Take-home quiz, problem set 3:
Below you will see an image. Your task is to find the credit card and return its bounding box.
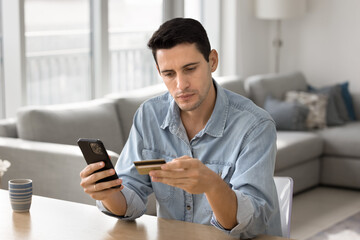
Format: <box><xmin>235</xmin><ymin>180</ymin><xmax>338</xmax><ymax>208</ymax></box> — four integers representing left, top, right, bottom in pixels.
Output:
<box><xmin>134</xmin><ymin>159</ymin><xmax>166</xmax><ymax>175</ymax></box>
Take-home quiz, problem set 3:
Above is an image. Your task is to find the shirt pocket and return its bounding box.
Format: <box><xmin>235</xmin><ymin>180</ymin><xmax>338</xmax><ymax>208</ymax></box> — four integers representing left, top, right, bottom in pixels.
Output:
<box><xmin>202</xmin><ymin>162</ymin><xmax>232</xmax><ymax>213</ymax></box>
<box><xmin>205</xmin><ymin>162</ymin><xmax>232</xmax><ymax>182</ymax></box>
<box><xmin>142</xmin><ymin>149</ymin><xmax>175</xmax><ymax>202</ymax></box>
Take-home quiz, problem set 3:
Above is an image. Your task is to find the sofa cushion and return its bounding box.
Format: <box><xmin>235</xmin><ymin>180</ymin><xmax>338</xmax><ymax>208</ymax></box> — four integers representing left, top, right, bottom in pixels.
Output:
<box><xmin>215</xmin><ymin>75</ymin><xmax>247</xmax><ymax>97</ymax></box>
<box><xmin>275</xmin><ymin>158</ymin><xmax>320</xmax><ymax>194</ymax></box>
<box><xmin>340</xmin><ymin>82</ymin><xmax>357</xmax><ymax>121</ymax></box>
<box><xmin>264</xmin><ymin>96</ymin><xmax>308</xmax><ymax>131</ymax></box>
<box><xmin>17</xmin><ymin>99</ymin><xmax>124</xmax><ymax>153</ymax></box>
<box><xmin>321</xmin><ymin>157</ymin><xmax>360</xmax><ymax>188</ymax></box>
<box><xmin>245</xmin><ymin>71</ymin><xmax>308</xmax><ymax>107</ymax></box>
<box><xmin>106</xmin><ymin>83</ymin><xmax>167</xmax><ymax>140</ymax></box>
<box><xmin>275</xmin><ymin>131</ymin><xmax>323</xmax><ymax>171</ymax></box>
<box><xmin>309</xmin><ymin>84</ymin><xmax>348</xmax><ymax>124</ymax></box>
<box><xmin>0</xmin><ymin>118</ymin><xmax>18</xmax><ymax>138</ymax></box>
<box><xmin>317</xmin><ymin>122</ymin><xmax>360</xmax><ymax>158</ymax></box>
<box><xmin>352</xmin><ymin>93</ymin><xmax>360</xmax><ymax>120</ymax></box>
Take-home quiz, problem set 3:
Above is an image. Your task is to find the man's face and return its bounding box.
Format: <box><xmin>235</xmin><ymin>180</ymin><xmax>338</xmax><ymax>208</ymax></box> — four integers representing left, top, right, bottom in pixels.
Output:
<box><xmin>156</xmin><ymin>43</ymin><xmax>218</xmax><ymax>112</ymax></box>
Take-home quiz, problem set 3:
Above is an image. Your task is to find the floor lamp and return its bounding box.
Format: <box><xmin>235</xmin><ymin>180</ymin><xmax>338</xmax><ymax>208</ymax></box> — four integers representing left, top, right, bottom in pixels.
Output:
<box><xmin>255</xmin><ymin>0</ymin><xmax>306</xmax><ymax>73</ymax></box>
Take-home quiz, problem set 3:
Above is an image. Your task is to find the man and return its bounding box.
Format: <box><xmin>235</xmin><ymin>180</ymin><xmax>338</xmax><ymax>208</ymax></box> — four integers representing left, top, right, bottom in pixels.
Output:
<box><xmin>80</xmin><ymin>18</ymin><xmax>281</xmax><ymax>239</ymax></box>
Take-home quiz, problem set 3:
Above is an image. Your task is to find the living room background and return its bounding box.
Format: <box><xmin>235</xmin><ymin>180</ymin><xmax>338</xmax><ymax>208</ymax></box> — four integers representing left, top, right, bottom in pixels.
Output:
<box><xmin>0</xmin><ymin>0</ymin><xmax>359</xmax><ymax>119</ymax></box>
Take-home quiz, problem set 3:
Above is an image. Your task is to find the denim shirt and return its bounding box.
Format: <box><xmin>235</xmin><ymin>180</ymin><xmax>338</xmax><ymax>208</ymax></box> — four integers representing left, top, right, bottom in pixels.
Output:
<box><xmin>97</xmin><ymin>81</ymin><xmax>282</xmax><ymax>239</ymax></box>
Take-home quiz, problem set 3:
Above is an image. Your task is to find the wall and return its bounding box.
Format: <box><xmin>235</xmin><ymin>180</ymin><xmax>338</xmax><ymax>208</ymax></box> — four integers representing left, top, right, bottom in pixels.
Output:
<box><xmin>236</xmin><ymin>0</ymin><xmax>271</xmax><ymax>78</ymax></box>
<box><xmin>280</xmin><ymin>0</ymin><xmax>360</xmax><ymax>93</ymax></box>
<box><xmin>216</xmin><ymin>0</ymin><xmax>270</xmax><ymax>78</ymax></box>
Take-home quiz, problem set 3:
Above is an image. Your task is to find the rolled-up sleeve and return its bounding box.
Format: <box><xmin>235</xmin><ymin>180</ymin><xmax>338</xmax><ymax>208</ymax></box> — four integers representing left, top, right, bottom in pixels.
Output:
<box><xmin>211</xmin><ymin>119</ymin><xmax>281</xmax><ymax>239</ymax></box>
<box><xmin>96</xmin><ymin>185</ymin><xmax>146</xmax><ymax>220</ymax></box>
<box><xmin>210</xmin><ymin>190</ymin><xmax>254</xmax><ymax>235</ymax></box>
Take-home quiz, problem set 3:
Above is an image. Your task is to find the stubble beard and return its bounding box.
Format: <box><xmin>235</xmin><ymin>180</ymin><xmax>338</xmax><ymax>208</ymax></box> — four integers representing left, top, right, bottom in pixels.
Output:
<box><xmin>176</xmin><ymin>81</ymin><xmax>211</xmax><ymax>112</ymax></box>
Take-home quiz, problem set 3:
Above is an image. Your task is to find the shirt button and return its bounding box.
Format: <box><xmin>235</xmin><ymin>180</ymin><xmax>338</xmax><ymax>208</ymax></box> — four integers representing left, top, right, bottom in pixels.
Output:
<box><xmin>186</xmin><ymin>205</ymin><xmax>191</xmax><ymax>211</ymax></box>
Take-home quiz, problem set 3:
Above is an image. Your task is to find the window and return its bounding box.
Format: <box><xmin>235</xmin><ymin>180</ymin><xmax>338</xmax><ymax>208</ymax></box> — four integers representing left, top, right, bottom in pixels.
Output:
<box><xmin>1</xmin><ymin>0</ymin><xmax>202</xmax><ymax>118</ymax></box>
<box><xmin>24</xmin><ymin>0</ymin><xmax>91</xmax><ymax>105</ymax></box>
<box><xmin>0</xmin><ymin>0</ymin><xmax>4</xmax><ymax>118</ymax></box>
<box><xmin>184</xmin><ymin>0</ymin><xmax>202</xmax><ymax>21</ymax></box>
<box><xmin>108</xmin><ymin>0</ymin><xmax>163</xmax><ymax>93</ymax></box>
<box><xmin>185</xmin><ymin>0</ymin><xmax>221</xmax><ymax>76</ymax></box>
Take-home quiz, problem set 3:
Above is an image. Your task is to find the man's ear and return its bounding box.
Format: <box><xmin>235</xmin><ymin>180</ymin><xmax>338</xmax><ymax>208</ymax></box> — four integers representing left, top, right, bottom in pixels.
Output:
<box><xmin>209</xmin><ymin>49</ymin><xmax>218</xmax><ymax>72</ymax></box>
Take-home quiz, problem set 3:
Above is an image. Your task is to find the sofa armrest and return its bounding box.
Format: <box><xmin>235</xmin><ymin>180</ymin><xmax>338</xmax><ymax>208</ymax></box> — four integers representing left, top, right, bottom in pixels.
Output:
<box><xmin>0</xmin><ymin>118</ymin><xmax>18</xmax><ymax>138</ymax></box>
<box><xmin>0</xmin><ymin>137</ymin><xmax>119</xmax><ymax>205</ymax></box>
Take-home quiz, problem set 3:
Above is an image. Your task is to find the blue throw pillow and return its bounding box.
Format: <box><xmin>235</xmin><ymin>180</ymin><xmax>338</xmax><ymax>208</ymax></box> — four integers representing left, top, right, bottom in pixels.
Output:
<box><xmin>264</xmin><ymin>96</ymin><xmax>309</xmax><ymax>131</ymax></box>
<box><xmin>340</xmin><ymin>82</ymin><xmax>356</xmax><ymax>121</ymax></box>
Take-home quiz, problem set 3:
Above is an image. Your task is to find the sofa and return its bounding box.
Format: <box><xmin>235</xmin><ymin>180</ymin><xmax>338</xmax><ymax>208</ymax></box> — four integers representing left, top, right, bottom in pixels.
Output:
<box><xmin>245</xmin><ymin>72</ymin><xmax>360</xmax><ymax>193</ymax></box>
<box><xmin>0</xmin><ymin>72</ymin><xmax>359</xmax><ymax>214</ymax></box>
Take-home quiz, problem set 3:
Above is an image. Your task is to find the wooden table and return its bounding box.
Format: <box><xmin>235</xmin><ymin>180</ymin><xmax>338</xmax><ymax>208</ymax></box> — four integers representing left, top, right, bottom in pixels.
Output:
<box><xmin>0</xmin><ymin>189</ymin><xmax>292</xmax><ymax>240</ymax></box>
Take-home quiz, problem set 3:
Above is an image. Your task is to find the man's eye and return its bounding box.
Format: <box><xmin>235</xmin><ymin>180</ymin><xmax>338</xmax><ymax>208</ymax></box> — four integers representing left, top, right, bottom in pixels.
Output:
<box><xmin>185</xmin><ymin>67</ymin><xmax>196</xmax><ymax>72</ymax></box>
<box><xmin>164</xmin><ymin>72</ymin><xmax>174</xmax><ymax>78</ymax></box>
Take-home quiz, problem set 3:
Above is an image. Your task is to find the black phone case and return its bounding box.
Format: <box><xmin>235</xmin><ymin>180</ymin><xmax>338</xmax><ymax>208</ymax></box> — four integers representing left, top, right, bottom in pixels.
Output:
<box><xmin>77</xmin><ymin>138</ymin><xmax>120</xmax><ymax>187</ymax></box>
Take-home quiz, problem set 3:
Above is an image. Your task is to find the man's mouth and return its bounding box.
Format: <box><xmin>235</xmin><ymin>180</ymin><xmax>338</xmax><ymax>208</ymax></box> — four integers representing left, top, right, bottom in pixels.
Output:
<box><xmin>177</xmin><ymin>93</ymin><xmax>195</xmax><ymax>101</ymax></box>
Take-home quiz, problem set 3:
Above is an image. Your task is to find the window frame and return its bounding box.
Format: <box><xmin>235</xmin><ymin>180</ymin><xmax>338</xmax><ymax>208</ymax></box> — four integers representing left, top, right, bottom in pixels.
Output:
<box><xmin>0</xmin><ymin>0</ymin><xmax>4</xmax><ymax>119</ymax></box>
<box><xmin>2</xmin><ymin>0</ymin><xmax>26</xmax><ymax>118</ymax></box>
<box><xmin>0</xmin><ymin>0</ymin><xmax>235</xmax><ymax>119</ymax></box>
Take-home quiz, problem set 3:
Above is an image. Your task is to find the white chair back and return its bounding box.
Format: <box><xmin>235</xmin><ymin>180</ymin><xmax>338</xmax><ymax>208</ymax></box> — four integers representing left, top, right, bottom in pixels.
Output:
<box><xmin>274</xmin><ymin>176</ymin><xmax>294</xmax><ymax>238</ymax></box>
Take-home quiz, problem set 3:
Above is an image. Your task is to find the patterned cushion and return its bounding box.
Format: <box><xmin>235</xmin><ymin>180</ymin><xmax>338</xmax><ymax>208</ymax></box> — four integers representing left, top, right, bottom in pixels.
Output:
<box><xmin>285</xmin><ymin>91</ymin><xmax>328</xmax><ymax>129</ymax></box>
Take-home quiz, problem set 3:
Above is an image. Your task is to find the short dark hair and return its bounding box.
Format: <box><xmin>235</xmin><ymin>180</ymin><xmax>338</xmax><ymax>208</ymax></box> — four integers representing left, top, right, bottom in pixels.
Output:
<box><xmin>147</xmin><ymin>18</ymin><xmax>211</xmax><ymax>64</ymax></box>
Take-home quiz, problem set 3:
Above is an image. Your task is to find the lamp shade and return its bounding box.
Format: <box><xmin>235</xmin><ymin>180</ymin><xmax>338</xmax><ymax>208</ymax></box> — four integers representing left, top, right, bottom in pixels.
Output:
<box><xmin>255</xmin><ymin>0</ymin><xmax>306</xmax><ymax>19</ymax></box>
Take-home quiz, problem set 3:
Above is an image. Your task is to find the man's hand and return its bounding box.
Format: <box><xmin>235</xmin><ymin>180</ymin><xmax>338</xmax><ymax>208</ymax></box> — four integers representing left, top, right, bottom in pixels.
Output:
<box><xmin>79</xmin><ymin>161</ymin><xmax>123</xmax><ymax>201</ymax></box>
<box><xmin>149</xmin><ymin>155</ymin><xmax>238</xmax><ymax>230</ymax></box>
<box><xmin>149</xmin><ymin>155</ymin><xmax>221</xmax><ymax>194</ymax></box>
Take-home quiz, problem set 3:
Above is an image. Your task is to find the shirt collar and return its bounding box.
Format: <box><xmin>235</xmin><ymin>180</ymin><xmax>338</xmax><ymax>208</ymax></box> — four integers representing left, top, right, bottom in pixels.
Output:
<box><xmin>160</xmin><ymin>96</ymin><xmax>182</xmax><ymax>135</ymax></box>
<box><xmin>161</xmin><ymin>80</ymin><xmax>229</xmax><ymax>138</ymax></box>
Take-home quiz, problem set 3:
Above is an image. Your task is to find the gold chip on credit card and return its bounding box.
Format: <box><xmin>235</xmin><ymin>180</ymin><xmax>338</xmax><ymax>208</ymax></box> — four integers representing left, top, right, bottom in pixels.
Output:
<box><xmin>134</xmin><ymin>159</ymin><xmax>166</xmax><ymax>175</ymax></box>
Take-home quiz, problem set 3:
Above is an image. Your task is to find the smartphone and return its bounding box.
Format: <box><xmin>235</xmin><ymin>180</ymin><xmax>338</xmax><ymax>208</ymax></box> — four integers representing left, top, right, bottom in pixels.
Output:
<box><xmin>77</xmin><ymin>138</ymin><xmax>121</xmax><ymax>188</ymax></box>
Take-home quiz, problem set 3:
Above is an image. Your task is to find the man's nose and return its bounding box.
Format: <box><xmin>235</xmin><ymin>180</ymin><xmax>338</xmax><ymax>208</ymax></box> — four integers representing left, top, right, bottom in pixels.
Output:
<box><xmin>176</xmin><ymin>73</ymin><xmax>190</xmax><ymax>91</ymax></box>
